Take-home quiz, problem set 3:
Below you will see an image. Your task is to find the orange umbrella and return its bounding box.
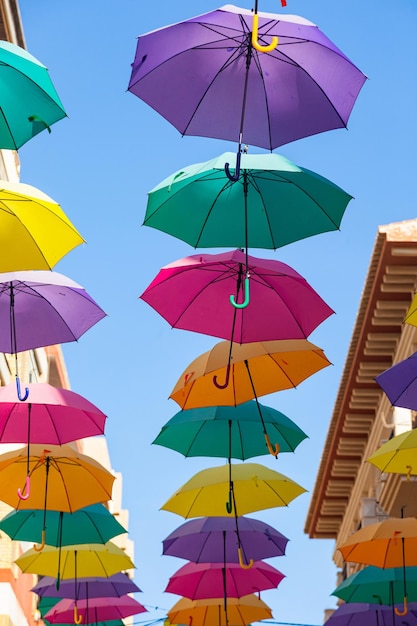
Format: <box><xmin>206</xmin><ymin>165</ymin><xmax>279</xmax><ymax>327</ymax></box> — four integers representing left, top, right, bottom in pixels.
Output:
<box><xmin>170</xmin><ymin>339</ymin><xmax>331</xmax><ymax>410</ymax></box>
<box><xmin>337</xmin><ymin>517</ymin><xmax>417</xmax><ymax>616</ymax></box>
<box><xmin>167</xmin><ymin>594</ymin><xmax>272</xmax><ymax>626</ymax></box>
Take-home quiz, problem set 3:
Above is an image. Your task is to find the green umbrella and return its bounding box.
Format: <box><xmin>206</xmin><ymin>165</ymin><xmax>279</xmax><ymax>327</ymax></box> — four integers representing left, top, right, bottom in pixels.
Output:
<box><xmin>152</xmin><ymin>401</ymin><xmax>308</xmax><ymax>460</ymax></box>
<box><xmin>144</xmin><ymin>151</ymin><xmax>352</xmax><ymax>249</ymax></box>
<box><xmin>0</xmin><ymin>40</ymin><xmax>66</xmax><ymax>150</ymax></box>
<box><xmin>0</xmin><ymin>503</ymin><xmax>126</xmax><ymax>550</ymax></box>
<box><xmin>332</xmin><ymin>565</ymin><xmax>417</xmax><ymax>606</ymax></box>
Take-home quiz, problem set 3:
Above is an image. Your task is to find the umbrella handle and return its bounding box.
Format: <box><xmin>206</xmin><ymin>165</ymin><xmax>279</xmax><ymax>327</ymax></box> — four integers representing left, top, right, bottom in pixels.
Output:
<box><xmin>189</xmin><ymin>617</ymin><xmax>193</xmax><ymax>626</ymax></box>
<box><xmin>74</xmin><ymin>606</ymin><xmax>83</xmax><ymax>624</ymax></box>
<box><xmin>17</xmin><ymin>476</ymin><xmax>30</xmax><ymax>500</ymax></box>
<box><xmin>238</xmin><ymin>547</ymin><xmax>254</xmax><ymax>569</ymax></box>
<box><xmin>28</xmin><ymin>115</ymin><xmax>51</xmax><ymax>134</ymax></box>
<box><xmin>213</xmin><ymin>363</ymin><xmax>231</xmax><ymax>389</ymax></box>
<box><xmin>33</xmin><ymin>529</ymin><xmax>45</xmax><ymax>552</ymax></box>
<box><xmin>265</xmin><ymin>433</ymin><xmax>280</xmax><ymax>458</ymax></box>
<box><xmin>226</xmin><ymin>490</ymin><xmax>233</xmax><ymax>514</ymax></box>
<box><xmin>394</xmin><ymin>597</ymin><xmax>408</xmax><ymax>616</ymax></box>
<box><xmin>251</xmin><ymin>13</ymin><xmax>278</xmax><ymax>53</ymax></box>
<box><xmin>224</xmin><ymin>151</ymin><xmax>241</xmax><ymax>182</ymax></box>
<box><xmin>406</xmin><ymin>465</ymin><xmax>412</xmax><ymax>481</ymax></box>
<box><xmin>230</xmin><ymin>276</ymin><xmax>250</xmax><ymax>309</ymax></box>
<box><xmin>16</xmin><ymin>376</ymin><xmax>29</xmax><ymax>402</ymax></box>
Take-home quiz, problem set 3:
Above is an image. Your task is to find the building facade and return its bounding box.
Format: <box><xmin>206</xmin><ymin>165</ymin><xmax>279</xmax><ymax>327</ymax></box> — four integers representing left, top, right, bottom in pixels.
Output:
<box><xmin>305</xmin><ymin>219</ymin><xmax>417</xmax><ymax>603</ymax></box>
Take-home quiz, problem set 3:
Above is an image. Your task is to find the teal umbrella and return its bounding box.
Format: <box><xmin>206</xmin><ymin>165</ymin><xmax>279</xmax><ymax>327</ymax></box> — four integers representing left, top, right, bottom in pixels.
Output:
<box><xmin>144</xmin><ymin>151</ymin><xmax>352</xmax><ymax>250</ymax></box>
<box><xmin>153</xmin><ymin>401</ymin><xmax>308</xmax><ymax>460</ymax></box>
<box><xmin>332</xmin><ymin>565</ymin><xmax>417</xmax><ymax>606</ymax></box>
<box><xmin>0</xmin><ymin>503</ymin><xmax>126</xmax><ymax>550</ymax></box>
<box><xmin>0</xmin><ymin>40</ymin><xmax>66</xmax><ymax>150</ymax></box>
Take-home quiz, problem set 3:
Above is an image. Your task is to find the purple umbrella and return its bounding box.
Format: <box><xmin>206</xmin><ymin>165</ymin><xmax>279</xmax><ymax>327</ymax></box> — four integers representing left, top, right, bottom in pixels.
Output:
<box><xmin>128</xmin><ymin>4</ymin><xmax>366</xmax><ymax>178</ymax></box>
<box><xmin>162</xmin><ymin>516</ymin><xmax>289</xmax><ymax>567</ymax></box>
<box><xmin>375</xmin><ymin>352</ymin><xmax>417</xmax><ymax>410</ymax></box>
<box><xmin>0</xmin><ymin>270</ymin><xmax>106</xmax><ymax>400</ymax></box>
<box><xmin>325</xmin><ymin>602</ymin><xmax>417</xmax><ymax>626</ymax></box>
<box><xmin>31</xmin><ymin>573</ymin><xmax>141</xmax><ymax>599</ymax></box>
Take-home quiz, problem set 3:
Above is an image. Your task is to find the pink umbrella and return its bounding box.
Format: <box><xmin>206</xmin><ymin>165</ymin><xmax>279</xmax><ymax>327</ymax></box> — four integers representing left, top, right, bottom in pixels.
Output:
<box><xmin>44</xmin><ymin>595</ymin><xmax>147</xmax><ymax>624</ymax></box>
<box><xmin>0</xmin><ymin>382</ymin><xmax>106</xmax><ymax>446</ymax></box>
<box><xmin>140</xmin><ymin>249</ymin><xmax>333</xmax><ymax>343</ymax></box>
<box><xmin>0</xmin><ymin>382</ymin><xmax>107</xmax><ymax>506</ymax></box>
<box><xmin>165</xmin><ymin>560</ymin><xmax>285</xmax><ymax>600</ymax></box>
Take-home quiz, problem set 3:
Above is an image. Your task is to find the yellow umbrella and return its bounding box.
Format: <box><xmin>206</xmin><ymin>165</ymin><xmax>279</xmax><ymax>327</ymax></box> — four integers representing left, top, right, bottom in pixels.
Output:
<box><xmin>161</xmin><ymin>462</ymin><xmax>306</xmax><ymax>518</ymax></box>
<box><xmin>0</xmin><ymin>180</ymin><xmax>84</xmax><ymax>271</ymax></box>
<box><xmin>0</xmin><ymin>443</ymin><xmax>114</xmax><ymax>512</ymax></box>
<box><xmin>169</xmin><ymin>339</ymin><xmax>331</xmax><ymax>409</ymax></box>
<box><xmin>367</xmin><ymin>429</ymin><xmax>417</xmax><ymax>478</ymax></box>
<box><xmin>167</xmin><ymin>594</ymin><xmax>272</xmax><ymax>626</ymax></box>
<box><xmin>337</xmin><ymin>517</ymin><xmax>417</xmax><ymax>617</ymax></box>
<box><xmin>15</xmin><ymin>540</ymin><xmax>135</xmax><ymax>579</ymax></box>
<box><xmin>404</xmin><ymin>293</ymin><xmax>417</xmax><ymax>328</ymax></box>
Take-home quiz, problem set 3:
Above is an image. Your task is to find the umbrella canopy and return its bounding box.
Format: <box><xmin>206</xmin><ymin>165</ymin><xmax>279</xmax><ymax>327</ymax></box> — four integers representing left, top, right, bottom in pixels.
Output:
<box><xmin>0</xmin><ymin>504</ymin><xmax>126</xmax><ymax>547</ymax></box>
<box><xmin>0</xmin><ymin>271</ymin><xmax>106</xmax><ymax>354</ymax></box>
<box><xmin>0</xmin><ymin>40</ymin><xmax>66</xmax><ymax>150</ymax></box>
<box><xmin>375</xmin><ymin>352</ymin><xmax>417</xmax><ymax>410</ymax></box>
<box><xmin>165</xmin><ymin>560</ymin><xmax>284</xmax><ymax>599</ymax></box>
<box><xmin>140</xmin><ymin>250</ymin><xmax>333</xmax><ymax>343</ymax></box>
<box><xmin>332</xmin><ymin>565</ymin><xmax>417</xmax><ymax>605</ymax></box>
<box><xmin>32</xmin><ymin>572</ymin><xmax>141</xmax><ymax>599</ymax></box>
<box><xmin>170</xmin><ymin>339</ymin><xmax>331</xmax><ymax>409</ymax></box>
<box><xmin>15</xmin><ymin>541</ymin><xmax>135</xmax><ymax>579</ymax></box>
<box><xmin>44</xmin><ymin>596</ymin><xmax>147</xmax><ymax>624</ymax></box>
<box><xmin>162</xmin><ymin>516</ymin><xmax>289</xmax><ymax>564</ymax></box>
<box><xmin>128</xmin><ymin>5</ymin><xmax>366</xmax><ymax>150</ymax></box>
<box><xmin>0</xmin><ymin>443</ymin><xmax>114</xmax><ymax>511</ymax></box>
<box><xmin>167</xmin><ymin>593</ymin><xmax>272</xmax><ymax>626</ymax></box>
<box><xmin>367</xmin><ymin>429</ymin><xmax>417</xmax><ymax>477</ymax></box>
<box><xmin>0</xmin><ymin>382</ymin><xmax>107</xmax><ymax>445</ymax></box>
<box><xmin>161</xmin><ymin>462</ymin><xmax>306</xmax><ymax>518</ymax></box>
<box><xmin>324</xmin><ymin>602</ymin><xmax>417</xmax><ymax>626</ymax></box>
<box><xmin>403</xmin><ymin>293</ymin><xmax>417</xmax><ymax>328</ymax></box>
<box><xmin>153</xmin><ymin>401</ymin><xmax>308</xmax><ymax>460</ymax></box>
<box><xmin>337</xmin><ymin>518</ymin><xmax>417</xmax><ymax>567</ymax></box>
<box><xmin>144</xmin><ymin>152</ymin><xmax>353</xmax><ymax>249</ymax></box>
<box><xmin>0</xmin><ymin>181</ymin><xmax>84</xmax><ymax>272</ymax></box>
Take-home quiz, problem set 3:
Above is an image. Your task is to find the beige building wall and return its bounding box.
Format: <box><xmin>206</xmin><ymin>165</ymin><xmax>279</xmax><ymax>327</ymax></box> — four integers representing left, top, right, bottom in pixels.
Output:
<box><xmin>306</xmin><ymin>219</ymin><xmax>417</xmax><ymax>614</ymax></box>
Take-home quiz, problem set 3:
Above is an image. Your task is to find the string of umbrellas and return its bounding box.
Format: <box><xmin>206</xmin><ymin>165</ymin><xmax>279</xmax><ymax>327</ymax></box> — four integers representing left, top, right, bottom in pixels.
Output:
<box><xmin>322</xmin><ymin>301</ymin><xmax>417</xmax><ymax>626</ymax></box>
<box><xmin>0</xmin><ymin>40</ymin><xmax>146</xmax><ymax>625</ymax></box>
<box><xmin>127</xmin><ymin>2</ymin><xmax>367</xmax><ymax>626</ymax></box>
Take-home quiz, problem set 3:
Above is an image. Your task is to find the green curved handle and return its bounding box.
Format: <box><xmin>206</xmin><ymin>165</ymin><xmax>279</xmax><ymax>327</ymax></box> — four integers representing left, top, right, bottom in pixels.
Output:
<box><xmin>226</xmin><ymin>490</ymin><xmax>233</xmax><ymax>514</ymax></box>
<box><xmin>230</xmin><ymin>277</ymin><xmax>250</xmax><ymax>309</ymax></box>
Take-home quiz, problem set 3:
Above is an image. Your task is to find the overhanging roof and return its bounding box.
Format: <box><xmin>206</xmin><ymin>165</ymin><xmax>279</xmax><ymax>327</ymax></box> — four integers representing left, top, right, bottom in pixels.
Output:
<box><xmin>305</xmin><ymin>219</ymin><xmax>417</xmax><ymax>539</ymax></box>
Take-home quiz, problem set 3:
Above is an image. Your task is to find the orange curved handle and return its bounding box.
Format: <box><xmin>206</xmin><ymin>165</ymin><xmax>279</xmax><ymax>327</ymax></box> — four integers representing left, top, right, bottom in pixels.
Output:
<box><xmin>406</xmin><ymin>465</ymin><xmax>412</xmax><ymax>481</ymax></box>
<box><xmin>265</xmin><ymin>434</ymin><xmax>280</xmax><ymax>458</ymax></box>
<box><xmin>17</xmin><ymin>476</ymin><xmax>30</xmax><ymax>500</ymax></box>
<box><xmin>238</xmin><ymin>547</ymin><xmax>254</xmax><ymax>570</ymax></box>
<box><xmin>74</xmin><ymin>605</ymin><xmax>83</xmax><ymax>624</ymax></box>
<box><xmin>33</xmin><ymin>529</ymin><xmax>45</xmax><ymax>552</ymax></box>
<box><xmin>251</xmin><ymin>13</ymin><xmax>278</xmax><ymax>53</ymax></box>
<box><xmin>394</xmin><ymin>596</ymin><xmax>408</xmax><ymax>616</ymax></box>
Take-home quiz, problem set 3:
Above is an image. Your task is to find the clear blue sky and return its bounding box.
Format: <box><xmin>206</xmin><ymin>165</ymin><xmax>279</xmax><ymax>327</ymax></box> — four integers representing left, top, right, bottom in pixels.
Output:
<box><xmin>16</xmin><ymin>1</ymin><xmax>417</xmax><ymax>625</ymax></box>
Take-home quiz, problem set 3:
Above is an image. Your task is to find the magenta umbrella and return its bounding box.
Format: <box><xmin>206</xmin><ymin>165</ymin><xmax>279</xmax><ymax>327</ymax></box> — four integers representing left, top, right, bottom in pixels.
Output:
<box><xmin>0</xmin><ymin>382</ymin><xmax>106</xmax><ymax>446</ymax></box>
<box><xmin>0</xmin><ymin>382</ymin><xmax>107</xmax><ymax>510</ymax></box>
<box><xmin>165</xmin><ymin>560</ymin><xmax>285</xmax><ymax>600</ymax></box>
<box><xmin>140</xmin><ymin>249</ymin><xmax>333</xmax><ymax>343</ymax></box>
<box><xmin>44</xmin><ymin>596</ymin><xmax>147</xmax><ymax>624</ymax></box>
